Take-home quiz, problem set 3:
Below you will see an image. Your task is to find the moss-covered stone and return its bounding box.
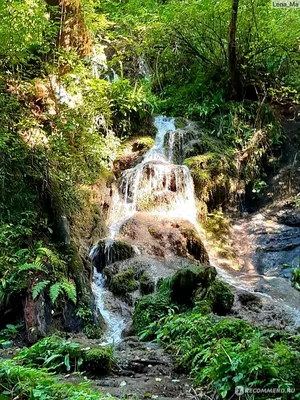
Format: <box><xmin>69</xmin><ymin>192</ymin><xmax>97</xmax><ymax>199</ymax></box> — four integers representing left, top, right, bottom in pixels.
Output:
<box><xmin>180</xmin><ymin>228</ymin><xmax>209</xmax><ymax>264</ymax></box>
<box><xmin>132</xmin><ymin>136</ymin><xmax>155</xmax><ymax>152</ymax></box>
<box><xmin>207</xmin><ymin>280</ymin><xmax>234</xmax><ymax>315</ymax></box>
<box><xmin>83</xmin><ymin>325</ymin><xmax>103</xmax><ymax>339</ymax></box>
<box><xmin>83</xmin><ymin>347</ymin><xmax>113</xmax><ymax>375</ymax></box>
<box><xmin>133</xmin><ymin>280</ymin><xmax>172</xmax><ymax>335</ymax></box>
<box><xmin>174</xmin><ymin>117</ymin><xmax>188</xmax><ymax>129</ymax></box>
<box><xmin>91</xmin><ymin>239</ymin><xmax>135</xmax><ymax>272</ymax></box>
<box><xmin>109</xmin><ymin>268</ymin><xmax>138</xmax><ymax>296</ymax></box>
<box><xmin>292</xmin><ymin>268</ymin><xmax>300</xmax><ymax>291</ymax></box>
<box><xmin>139</xmin><ymin>274</ymin><xmax>154</xmax><ymax>295</ymax></box>
<box><xmin>170</xmin><ymin>265</ymin><xmax>216</xmax><ymax>306</ymax></box>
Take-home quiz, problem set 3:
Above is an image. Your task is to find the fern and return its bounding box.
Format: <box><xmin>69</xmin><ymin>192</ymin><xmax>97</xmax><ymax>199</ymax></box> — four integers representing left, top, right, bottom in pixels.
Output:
<box><xmin>62</xmin><ymin>281</ymin><xmax>77</xmax><ymax>305</ymax></box>
<box><xmin>17</xmin><ymin>261</ymin><xmax>45</xmax><ymax>273</ymax></box>
<box><xmin>49</xmin><ymin>282</ymin><xmax>63</xmax><ymax>304</ymax></box>
<box><xmin>32</xmin><ymin>281</ymin><xmax>50</xmax><ymax>300</ymax></box>
<box><xmin>36</xmin><ymin>247</ymin><xmax>60</xmax><ymax>265</ymax></box>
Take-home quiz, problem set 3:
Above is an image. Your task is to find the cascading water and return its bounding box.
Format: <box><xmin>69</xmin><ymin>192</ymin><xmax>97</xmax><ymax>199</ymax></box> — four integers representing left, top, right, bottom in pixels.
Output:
<box><xmin>91</xmin><ymin>115</ymin><xmax>198</xmax><ymax>344</ymax></box>
<box><xmin>108</xmin><ymin>116</ymin><xmax>197</xmax><ymax>231</ymax></box>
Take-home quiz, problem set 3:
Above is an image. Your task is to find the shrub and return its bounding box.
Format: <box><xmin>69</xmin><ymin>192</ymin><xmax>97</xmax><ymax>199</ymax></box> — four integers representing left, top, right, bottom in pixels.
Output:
<box><xmin>139</xmin><ymin>310</ymin><xmax>300</xmax><ymax>398</ymax></box>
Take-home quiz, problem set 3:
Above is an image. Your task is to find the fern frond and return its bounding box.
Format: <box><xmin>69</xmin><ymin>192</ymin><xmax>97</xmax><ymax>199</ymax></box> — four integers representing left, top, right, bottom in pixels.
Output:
<box><xmin>49</xmin><ymin>282</ymin><xmax>62</xmax><ymax>304</ymax></box>
<box><xmin>32</xmin><ymin>280</ymin><xmax>50</xmax><ymax>300</ymax></box>
<box><xmin>14</xmin><ymin>248</ymin><xmax>30</xmax><ymax>257</ymax></box>
<box><xmin>62</xmin><ymin>281</ymin><xmax>77</xmax><ymax>305</ymax></box>
<box><xmin>36</xmin><ymin>247</ymin><xmax>60</xmax><ymax>264</ymax></box>
<box><xmin>18</xmin><ymin>261</ymin><xmax>45</xmax><ymax>273</ymax></box>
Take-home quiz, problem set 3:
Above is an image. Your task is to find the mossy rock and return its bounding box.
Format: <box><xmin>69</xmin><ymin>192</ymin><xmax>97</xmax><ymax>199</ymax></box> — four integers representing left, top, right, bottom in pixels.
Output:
<box><xmin>91</xmin><ymin>239</ymin><xmax>135</xmax><ymax>272</ymax></box>
<box><xmin>174</xmin><ymin>117</ymin><xmax>188</xmax><ymax>129</ymax></box>
<box><xmin>180</xmin><ymin>228</ymin><xmax>209</xmax><ymax>265</ymax></box>
<box><xmin>16</xmin><ymin>336</ymin><xmax>113</xmax><ymax>376</ymax></box>
<box><xmin>83</xmin><ymin>347</ymin><xmax>113</xmax><ymax>375</ymax></box>
<box><xmin>139</xmin><ymin>274</ymin><xmax>154</xmax><ymax>295</ymax></box>
<box><xmin>132</xmin><ymin>136</ymin><xmax>155</xmax><ymax>152</ymax></box>
<box><xmin>170</xmin><ymin>265</ymin><xmax>216</xmax><ymax>306</ymax></box>
<box><xmin>109</xmin><ymin>268</ymin><xmax>138</xmax><ymax>296</ymax></box>
<box><xmin>133</xmin><ymin>280</ymin><xmax>172</xmax><ymax>335</ymax></box>
<box><xmin>83</xmin><ymin>325</ymin><xmax>103</xmax><ymax>339</ymax></box>
<box><xmin>206</xmin><ymin>280</ymin><xmax>234</xmax><ymax>315</ymax></box>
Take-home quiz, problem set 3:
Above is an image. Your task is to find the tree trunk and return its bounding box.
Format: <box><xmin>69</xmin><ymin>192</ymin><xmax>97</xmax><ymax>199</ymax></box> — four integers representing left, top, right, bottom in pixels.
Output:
<box><xmin>44</xmin><ymin>0</ymin><xmax>92</xmax><ymax>58</ymax></box>
<box><xmin>228</xmin><ymin>0</ymin><xmax>242</xmax><ymax>99</ymax></box>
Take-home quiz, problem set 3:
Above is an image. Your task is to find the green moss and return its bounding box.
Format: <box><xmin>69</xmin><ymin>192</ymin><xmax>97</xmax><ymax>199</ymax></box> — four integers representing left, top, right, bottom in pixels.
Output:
<box><xmin>139</xmin><ymin>273</ymin><xmax>154</xmax><ymax>295</ymax></box>
<box><xmin>207</xmin><ymin>280</ymin><xmax>234</xmax><ymax>315</ymax></box>
<box><xmin>174</xmin><ymin>117</ymin><xmax>187</xmax><ymax>129</ymax></box>
<box><xmin>83</xmin><ymin>347</ymin><xmax>113</xmax><ymax>375</ymax></box>
<box><xmin>109</xmin><ymin>268</ymin><xmax>138</xmax><ymax>296</ymax></box>
<box><xmin>170</xmin><ymin>265</ymin><xmax>216</xmax><ymax>305</ymax></box>
<box><xmin>193</xmin><ymin>299</ymin><xmax>212</xmax><ymax>315</ymax></box>
<box><xmin>133</xmin><ymin>280</ymin><xmax>172</xmax><ymax>335</ymax></box>
<box><xmin>83</xmin><ymin>325</ymin><xmax>103</xmax><ymax>339</ymax></box>
<box><xmin>133</xmin><ymin>136</ymin><xmax>155</xmax><ymax>151</ymax></box>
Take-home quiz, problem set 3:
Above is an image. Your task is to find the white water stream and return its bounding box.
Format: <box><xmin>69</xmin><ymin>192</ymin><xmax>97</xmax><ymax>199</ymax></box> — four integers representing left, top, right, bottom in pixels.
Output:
<box><xmin>91</xmin><ymin>115</ymin><xmax>198</xmax><ymax>344</ymax></box>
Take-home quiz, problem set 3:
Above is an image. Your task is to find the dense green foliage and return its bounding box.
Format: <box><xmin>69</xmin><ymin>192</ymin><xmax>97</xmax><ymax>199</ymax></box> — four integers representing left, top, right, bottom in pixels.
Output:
<box><xmin>0</xmin><ymin>362</ymin><xmax>115</xmax><ymax>399</ymax></box>
<box><xmin>16</xmin><ymin>335</ymin><xmax>113</xmax><ymax>374</ymax></box>
<box><xmin>0</xmin><ymin>0</ymin><xmax>299</xmax><ymax>397</ymax></box>
<box><xmin>138</xmin><ymin>304</ymin><xmax>300</xmax><ymax>398</ymax></box>
<box><xmin>0</xmin><ymin>335</ymin><xmax>115</xmax><ymax>399</ymax></box>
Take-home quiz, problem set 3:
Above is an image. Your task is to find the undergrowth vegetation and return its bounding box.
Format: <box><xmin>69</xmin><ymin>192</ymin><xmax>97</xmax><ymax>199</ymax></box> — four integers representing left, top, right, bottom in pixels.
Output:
<box><xmin>134</xmin><ymin>279</ymin><xmax>300</xmax><ymax>399</ymax></box>
<box><xmin>0</xmin><ymin>335</ymin><xmax>115</xmax><ymax>399</ymax></box>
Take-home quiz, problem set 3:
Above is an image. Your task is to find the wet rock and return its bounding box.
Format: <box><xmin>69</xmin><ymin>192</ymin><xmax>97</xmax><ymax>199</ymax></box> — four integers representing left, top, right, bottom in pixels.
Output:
<box><xmin>170</xmin><ymin>265</ymin><xmax>217</xmax><ymax>306</ymax></box>
<box><xmin>118</xmin><ymin>214</ymin><xmax>209</xmax><ymax>264</ymax></box>
<box><xmin>277</xmin><ymin>210</ymin><xmax>300</xmax><ymax>227</ymax></box>
<box><xmin>91</xmin><ymin>239</ymin><xmax>135</xmax><ymax>272</ymax></box>
<box><xmin>113</xmin><ymin>136</ymin><xmax>155</xmax><ymax>175</ymax></box>
<box><xmin>237</xmin><ymin>290</ymin><xmax>262</xmax><ymax>307</ymax></box>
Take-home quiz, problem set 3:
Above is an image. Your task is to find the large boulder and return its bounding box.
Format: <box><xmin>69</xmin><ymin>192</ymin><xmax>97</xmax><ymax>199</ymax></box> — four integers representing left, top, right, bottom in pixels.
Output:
<box><xmin>170</xmin><ymin>265</ymin><xmax>217</xmax><ymax>305</ymax></box>
<box><xmin>118</xmin><ymin>213</ymin><xmax>209</xmax><ymax>263</ymax></box>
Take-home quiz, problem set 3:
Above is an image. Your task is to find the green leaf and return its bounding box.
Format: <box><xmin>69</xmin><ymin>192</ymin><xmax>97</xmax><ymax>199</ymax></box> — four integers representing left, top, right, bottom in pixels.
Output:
<box><xmin>64</xmin><ymin>354</ymin><xmax>70</xmax><ymax>371</ymax></box>
<box><xmin>44</xmin><ymin>353</ymin><xmax>62</xmax><ymax>365</ymax></box>
<box><xmin>62</xmin><ymin>281</ymin><xmax>77</xmax><ymax>305</ymax></box>
<box><xmin>49</xmin><ymin>283</ymin><xmax>62</xmax><ymax>304</ymax></box>
<box><xmin>32</xmin><ymin>281</ymin><xmax>50</xmax><ymax>300</ymax></box>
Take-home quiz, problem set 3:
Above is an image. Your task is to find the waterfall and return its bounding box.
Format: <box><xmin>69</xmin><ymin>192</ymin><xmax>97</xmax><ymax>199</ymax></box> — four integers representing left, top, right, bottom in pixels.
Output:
<box><xmin>92</xmin><ymin>268</ymin><xmax>126</xmax><ymax>345</ymax></box>
<box><xmin>91</xmin><ymin>115</ymin><xmax>198</xmax><ymax>344</ymax></box>
<box><xmin>108</xmin><ymin>115</ymin><xmax>197</xmax><ymax>231</ymax></box>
